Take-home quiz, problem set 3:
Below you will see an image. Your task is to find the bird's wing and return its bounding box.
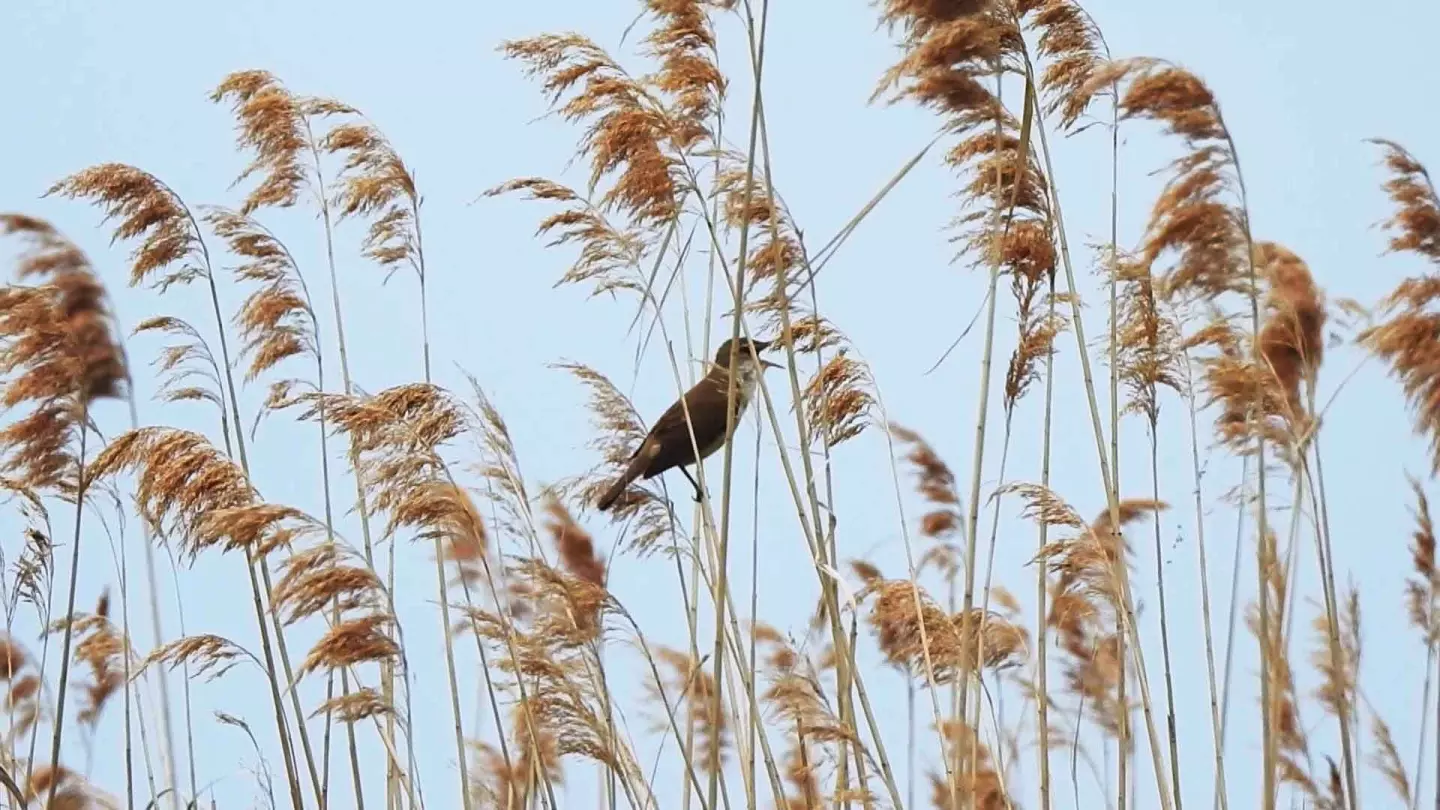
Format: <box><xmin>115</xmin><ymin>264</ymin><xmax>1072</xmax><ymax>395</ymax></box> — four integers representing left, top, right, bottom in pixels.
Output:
<box><xmin>639</xmin><ymin>376</ymin><xmax>731</xmax><ymax>478</ymax></box>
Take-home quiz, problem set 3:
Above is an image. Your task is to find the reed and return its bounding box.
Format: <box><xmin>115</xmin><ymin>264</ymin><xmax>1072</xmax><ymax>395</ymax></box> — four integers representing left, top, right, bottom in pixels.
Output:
<box><xmin>1</xmin><ymin>1</ymin><xmax>1434</xmax><ymax>809</ymax></box>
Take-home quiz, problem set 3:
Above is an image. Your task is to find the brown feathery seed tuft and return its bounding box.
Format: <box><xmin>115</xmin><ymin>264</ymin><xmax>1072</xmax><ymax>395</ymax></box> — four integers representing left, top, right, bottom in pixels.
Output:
<box><xmin>801</xmin><ymin>352</ymin><xmax>874</xmax><ymax>446</ymax></box>
<box><xmin>1108</xmin><ymin>250</ymin><xmax>1182</xmax><ymax>423</ymax></box>
<box><xmin>542</xmin><ymin>495</ymin><xmax>606</xmax><ymax>587</ymax></box>
<box><xmin>204</xmin><ymin>207</ymin><xmax>318</xmax><ymax>383</ymax></box>
<box><xmin>640</xmin><ymin>0</ymin><xmax>731</xmax><ymax>151</ymax></box>
<box><xmin>311</xmin><ymin>687</ymin><xmax>394</xmax><ymax>724</ymax></box>
<box><xmin>139</xmin><ymin>634</ymin><xmax>249</xmax><ymax>682</ymax></box>
<box><xmin>299</xmin><ymin>613</ymin><xmax>399</xmax><ymax>676</ymax></box>
<box><xmin>0</xmin><ymin>217</ymin><xmax>127</xmax><ymax>495</ymax></box>
<box><xmin>87</xmin><ymin>428</ymin><xmax>268</xmax><ymax>560</ymax></box>
<box><xmin>1022</xmin><ymin>0</ymin><xmax>1111</xmax><ymax>129</ymax></box>
<box><xmin>1073</xmin><ymin>60</ymin><xmax>1253</xmax><ymax>303</ymax></box>
<box><xmin>0</xmin><ymin>216</ymin><xmax>127</xmax><ymax>401</ymax></box>
<box><xmin>1187</xmin><ymin>316</ymin><xmax>1295</xmax><ymax>454</ymax></box>
<box><xmin>131</xmin><ymin>315</ymin><xmax>228</xmax><ymax>416</ymax></box>
<box><xmin>501</xmin><ymin>33</ymin><xmax>680</xmax><ymax>227</ymax></box>
<box><xmin>866</xmin><ymin>579</ymin><xmax>1027</xmax><ymax>680</ymax></box>
<box><xmin>1368</xmin><ymin>139</ymin><xmax>1440</xmax><ymax>263</ymax></box>
<box><xmin>1370</xmin><ymin>712</ymin><xmax>1413</xmax><ymax>805</ymax></box>
<box><xmin>210</xmin><ymin>70</ymin><xmax>340</xmax><ymax>214</ymax></box>
<box><xmin>1405</xmin><ymin>475</ymin><xmax>1438</xmax><ymax>643</ymax></box>
<box><xmin>1256</xmin><ymin>242</ymin><xmax>1326</xmax><ymax>424</ymax></box>
<box><xmin>46</xmin><ymin>164</ymin><xmax>207</xmax><ymax>291</ymax></box>
<box><xmin>1360</xmin><ymin>143</ymin><xmax>1440</xmax><ymax>471</ymax></box>
<box><xmin>322</xmin><ymin>114</ymin><xmax>427</xmax><ymax>281</ymax></box>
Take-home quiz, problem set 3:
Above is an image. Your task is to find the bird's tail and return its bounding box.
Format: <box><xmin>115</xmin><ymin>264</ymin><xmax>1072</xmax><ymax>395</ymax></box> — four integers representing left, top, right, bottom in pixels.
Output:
<box><xmin>596</xmin><ymin>456</ymin><xmax>645</xmax><ymax>511</ymax></box>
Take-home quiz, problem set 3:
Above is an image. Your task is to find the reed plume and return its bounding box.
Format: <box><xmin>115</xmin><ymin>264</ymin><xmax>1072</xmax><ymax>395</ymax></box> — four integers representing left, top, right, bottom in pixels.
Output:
<box><xmin>1360</xmin><ymin>141</ymin><xmax>1440</xmax><ymax>471</ymax></box>
<box><xmin>0</xmin><ymin>216</ymin><xmax>127</xmax><ymax>490</ymax></box>
<box><xmin>1255</xmin><ymin>243</ymin><xmax>1326</xmax><ymax>429</ymax></box>
<box><xmin>210</xmin><ymin>70</ymin><xmax>353</xmax><ymax>214</ymax></box>
<box><xmin>203</xmin><ymin>208</ymin><xmax>317</xmax><ymax>387</ymax></box>
<box><xmin>500</xmin><ymin>34</ymin><xmax>679</xmax><ymax>228</ymax></box>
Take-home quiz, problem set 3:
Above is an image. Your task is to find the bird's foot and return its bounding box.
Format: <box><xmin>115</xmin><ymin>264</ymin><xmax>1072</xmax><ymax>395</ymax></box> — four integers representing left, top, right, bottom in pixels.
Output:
<box><xmin>680</xmin><ymin>468</ymin><xmax>705</xmax><ymax>504</ymax></box>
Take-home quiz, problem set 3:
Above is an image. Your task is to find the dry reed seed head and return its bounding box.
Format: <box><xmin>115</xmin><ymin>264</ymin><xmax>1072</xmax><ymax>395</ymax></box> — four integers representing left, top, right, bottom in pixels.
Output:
<box><xmin>1359</xmin><ymin>307</ymin><xmax>1440</xmax><ymax>473</ymax></box>
<box><xmin>189</xmin><ymin>502</ymin><xmax>321</xmax><ymax>559</ymax></box>
<box><xmin>321</xmin><ymin>117</ymin><xmax>425</xmax><ymax>277</ymax></box>
<box><xmin>716</xmin><ymin>162</ymin><xmax>782</xmax><ymax>231</ymax></box>
<box><xmin>867</xmin><ymin>579</ymin><xmax>1027</xmax><ymax>681</ymax></box>
<box><xmin>132</xmin><ymin>315</ymin><xmax>227</xmax><ymax>413</ymax></box>
<box><xmin>210</xmin><ymin>70</ymin><xmax>320</xmax><ymax>214</ymax></box>
<box><xmin>1246</xmin><ymin>535</ymin><xmax>1313</xmax><ymax>768</ymax></box>
<box><xmin>8</xmin><ymin>674</ymin><xmax>40</xmax><ymax>708</ymax></box>
<box><xmin>1110</xmin><ymin>258</ymin><xmax>1183</xmax><ymax>422</ymax></box>
<box><xmin>88</xmin><ymin>428</ymin><xmax>259</xmax><ymax>560</ymax></box>
<box><xmin>1369</xmin><ymin>139</ymin><xmax>1440</xmax><ymax>264</ymax></box>
<box><xmin>929</xmin><ymin>720</ymin><xmax>1011</xmax><ymax>810</ymax></box>
<box><xmin>274</xmin><ymin>555</ymin><xmax>386</xmax><ymax>625</ymax></box>
<box><xmin>203</xmin><ymin>207</ymin><xmax>317</xmax><ymax>382</ymax></box>
<box><xmin>780</xmin><ymin>740</ymin><xmax>822</xmax><ymax>810</ymax></box>
<box><xmin>1101</xmin><ymin>58</ymin><xmax>1225</xmax><ymax>142</ymax></box>
<box><xmin>551</xmin><ymin>365</ymin><xmax>674</xmax><ymax>552</ymax></box>
<box><xmin>0</xmin><ymin>635</ymin><xmax>27</xmax><ymax>680</ymax></box>
<box><xmin>140</xmin><ymin>634</ymin><xmax>248</xmax><ymax>682</ymax></box>
<box><xmin>1186</xmin><ymin>316</ymin><xmax>1295</xmax><ymax>451</ymax></box>
<box><xmin>0</xmin><ymin>215</ymin><xmax>128</xmax><ymax>402</ymax></box>
<box><xmin>1088</xmin><ymin>60</ymin><xmax>1248</xmax><ymax>304</ymax></box>
<box><xmin>1308</xmin><ymin>589</ymin><xmax>1362</xmax><ymax>722</ymax></box>
<box><xmin>1255</xmin><ymin>242</ymin><xmax>1326</xmax><ymax>422</ymax></box>
<box><xmin>1406</xmin><ymin>475</ymin><xmax>1439</xmax><ymax>642</ymax></box>
<box><xmin>11</xmin><ymin>522</ymin><xmax>54</xmax><ymax>613</ymax></box>
<box><xmin>553</xmin><ymin>362</ymin><xmax>646</xmax><ymax>468</ymax></box>
<box><xmin>53</xmin><ymin>610</ymin><xmax>126</xmax><ymax>728</ymax></box>
<box><xmin>502</xmin><ymin>34</ymin><xmax>682</xmax><ymax>229</ymax></box>
<box><xmin>312</xmin><ymin>687</ymin><xmax>394</xmax><ymax>724</ymax></box>
<box><xmin>950</xmin><ymin>129</ymin><xmax>1052</xmax><ymax>217</ymax></box>
<box><xmin>299</xmin><ymin>613</ymin><xmax>399</xmax><ymax>677</ymax></box>
<box><xmin>890</xmin><ymin>423</ymin><xmax>960</xmax><ymax>506</ymax></box>
<box><xmin>640</xmin><ymin>0</ymin><xmax>730</xmax><ymax>150</ymax></box>
<box><xmin>1143</xmin><ymin>169</ymin><xmax>1250</xmax><ymax>301</ymax></box>
<box><xmin>875</xmin><ymin>6</ymin><xmax>1010</xmax><ymax>102</ymax></box>
<box><xmin>802</xmin><ymin>351</ymin><xmax>875</xmax><ymax>446</ymax></box>
<box><xmin>25</xmin><ymin>765</ymin><xmax>77</xmax><ymax>802</ymax></box>
<box><xmin>45</xmin><ymin>165</ymin><xmax>206</xmax><ymax>291</ymax></box>
<box><xmin>1005</xmin><ymin>301</ymin><xmax>1068</xmax><ymax>412</ymax></box>
<box><xmin>541</xmin><ymin>495</ymin><xmax>605</xmax><ymax>587</ymax></box>
<box><xmin>1019</xmin><ymin>488</ymin><xmax>1164</xmax><ymax>616</ymax></box>
<box><xmin>387</xmin><ymin>480</ymin><xmax>490</xmax><ymax>588</ymax></box>
<box><xmin>486</xmin><ymin>178</ymin><xmax>649</xmax><ymax>298</ymax></box>
<box><xmin>1023</xmin><ymin>0</ymin><xmax>1110</xmax><ymax>129</ymax></box>
<box><xmin>1370</xmin><ymin>711</ymin><xmax>1414</xmax><ymax>805</ymax></box>
<box><xmin>481</xmin><ymin>634</ymin><xmax>622</xmax><ymax>773</ymax></box>
<box><xmin>1201</xmin><ymin>344</ymin><xmax>1295</xmax><ymax>453</ymax></box>
<box><xmin>509</xmin><ymin>558</ymin><xmax>610</xmax><ymax>645</ymax></box>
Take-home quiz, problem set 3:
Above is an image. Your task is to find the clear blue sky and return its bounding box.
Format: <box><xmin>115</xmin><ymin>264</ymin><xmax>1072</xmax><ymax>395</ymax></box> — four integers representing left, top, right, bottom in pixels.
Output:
<box><xmin>3</xmin><ymin>0</ymin><xmax>1439</xmax><ymax>808</ymax></box>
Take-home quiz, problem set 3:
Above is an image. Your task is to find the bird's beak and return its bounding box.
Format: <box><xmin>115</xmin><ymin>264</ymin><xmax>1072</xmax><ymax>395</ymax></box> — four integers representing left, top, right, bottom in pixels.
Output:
<box><xmin>749</xmin><ymin>339</ymin><xmax>780</xmax><ymax>369</ymax></box>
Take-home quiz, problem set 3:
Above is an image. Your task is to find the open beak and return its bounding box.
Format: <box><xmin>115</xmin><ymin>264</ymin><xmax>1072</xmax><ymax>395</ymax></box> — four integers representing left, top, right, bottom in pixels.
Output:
<box><xmin>750</xmin><ymin>339</ymin><xmax>781</xmax><ymax>369</ymax></box>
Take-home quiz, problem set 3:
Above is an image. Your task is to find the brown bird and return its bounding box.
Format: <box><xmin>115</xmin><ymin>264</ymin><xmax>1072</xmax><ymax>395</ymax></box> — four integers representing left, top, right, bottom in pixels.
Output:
<box><xmin>595</xmin><ymin>337</ymin><xmax>780</xmax><ymax>511</ymax></box>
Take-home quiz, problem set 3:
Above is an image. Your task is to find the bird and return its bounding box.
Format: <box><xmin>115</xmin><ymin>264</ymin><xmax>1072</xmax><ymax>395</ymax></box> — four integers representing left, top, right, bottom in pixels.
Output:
<box><xmin>595</xmin><ymin>337</ymin><xmax>780</xmax><ymax>511</ymax></box>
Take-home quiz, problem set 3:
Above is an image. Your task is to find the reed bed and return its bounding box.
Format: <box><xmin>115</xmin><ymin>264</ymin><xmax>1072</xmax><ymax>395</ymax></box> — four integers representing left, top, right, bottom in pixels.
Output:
<box><xmin>0</xmin><ymin>0</ymin><xmax>1433</xmax><ymax>808</ymax></box>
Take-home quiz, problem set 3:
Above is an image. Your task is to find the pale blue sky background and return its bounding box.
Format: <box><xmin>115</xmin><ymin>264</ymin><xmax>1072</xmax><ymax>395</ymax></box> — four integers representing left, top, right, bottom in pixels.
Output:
<box><xmin>3</xmin><ymin>0</ymin><xmax>1439</xmax><ymax>808</ymax></box>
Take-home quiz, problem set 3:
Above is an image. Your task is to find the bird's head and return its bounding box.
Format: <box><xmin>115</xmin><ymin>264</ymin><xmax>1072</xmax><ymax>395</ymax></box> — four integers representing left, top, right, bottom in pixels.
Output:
<box><xmin>714</xmin><ymin>337</ymin><xmax>781</xmax><ymax>372</ymax></box>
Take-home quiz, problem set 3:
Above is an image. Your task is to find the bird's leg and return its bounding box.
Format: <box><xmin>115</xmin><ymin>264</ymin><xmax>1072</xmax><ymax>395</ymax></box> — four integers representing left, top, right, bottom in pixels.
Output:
<box><xmin>679</xmin><ymin>467</ymin><xmax>704</xmax><ymax>503</ymax></box>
